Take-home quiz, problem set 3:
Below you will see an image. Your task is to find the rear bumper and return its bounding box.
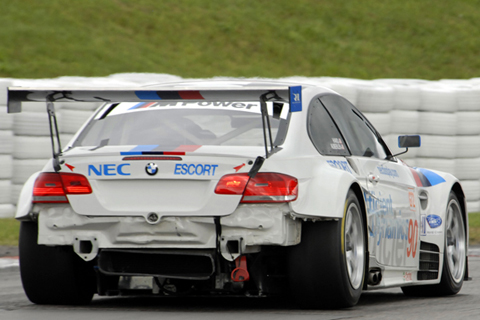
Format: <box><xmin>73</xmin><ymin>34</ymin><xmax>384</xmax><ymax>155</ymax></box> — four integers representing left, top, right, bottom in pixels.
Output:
<box><xmin>34</xmin><ymin>203</ymin><xmax>301</xmax><ymax>261</ymax></box>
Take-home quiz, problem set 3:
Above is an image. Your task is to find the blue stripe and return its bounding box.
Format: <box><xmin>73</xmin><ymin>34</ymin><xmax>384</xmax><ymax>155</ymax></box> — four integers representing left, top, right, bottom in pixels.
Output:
<box><xmin>128</xmin><ymin>102</ymin><xmax>146</xmax><ymax>110</ymax></box>
<box><xmin>416</xmin><ymin>168</ymin><xmax>446</xmax><ymax>186</ymax></box>
<box><xmin>135</xmin><ymin>91</ymin><xmax>161</xmax><ymax>100</ymax></box>
<box><xmin>120</xmin><ymin>145</ymin><xmax>158</xmax><ymax>155</ymax></box>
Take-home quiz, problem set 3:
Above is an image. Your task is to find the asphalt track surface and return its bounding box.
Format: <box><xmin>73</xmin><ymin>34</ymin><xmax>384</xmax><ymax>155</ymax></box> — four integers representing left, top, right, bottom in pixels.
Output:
<box><xmin>1</xmin><ymin>247</ymin><xmax>480</xmax><ymax>320</ymax></box>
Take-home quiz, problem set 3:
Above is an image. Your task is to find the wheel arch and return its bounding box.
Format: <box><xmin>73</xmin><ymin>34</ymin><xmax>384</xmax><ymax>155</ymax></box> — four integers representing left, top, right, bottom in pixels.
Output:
<box><xmin>348</xmin><ymin>182</ymin><xmax>370</xmax><ymax>290</ymax></box>
<box><xmin>451</xmin><ymin>182</ymin><xmax>470</xmax><ymax>280</ymax></box>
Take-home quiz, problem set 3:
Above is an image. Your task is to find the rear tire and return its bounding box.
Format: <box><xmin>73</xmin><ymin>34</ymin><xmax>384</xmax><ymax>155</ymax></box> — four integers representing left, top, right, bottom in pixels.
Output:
<box><xmin>19</xmin><ymin>221</ymin><xmax>96</xmax><ymax>305</ymax></box>
<box><xmin>288</xmin><ymin>190</ymin><xmax>366</xmax><ymax>309</ymax></box>
<box><xmin>402</xmin><ymin>192</ymin><xmax>466</xmax><ymax>296</ymax></box>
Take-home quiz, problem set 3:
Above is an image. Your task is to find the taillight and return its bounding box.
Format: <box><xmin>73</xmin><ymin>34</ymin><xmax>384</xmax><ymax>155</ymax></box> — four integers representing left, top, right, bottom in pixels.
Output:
<box><xmin>33</xmin><ymin>172</ymin><xmax>92</xmax><ymax>203</ymax></box>
<box><xmin>215</xmin><ymin>173</ymin><xmax>298</xmax><ymax>203</ymax></box>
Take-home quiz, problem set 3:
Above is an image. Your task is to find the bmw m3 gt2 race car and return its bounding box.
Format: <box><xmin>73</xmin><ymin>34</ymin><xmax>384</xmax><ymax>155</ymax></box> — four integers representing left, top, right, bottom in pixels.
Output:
<box><xmin>7</xmin><ymin>80</ymin><xmax>469</xmax><ymax>308</ymax></box>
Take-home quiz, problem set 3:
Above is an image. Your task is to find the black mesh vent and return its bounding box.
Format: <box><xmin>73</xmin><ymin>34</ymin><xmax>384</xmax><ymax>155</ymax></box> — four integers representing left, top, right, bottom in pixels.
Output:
<box><xmin>418</xmin><ymin>241</ymin><xmax>440</xmax><ymax>281</ymax></box>
<box><xmin>98</xmin><ymin>249</ymin><xmax>215</xmax><ymax>279</ymax></box>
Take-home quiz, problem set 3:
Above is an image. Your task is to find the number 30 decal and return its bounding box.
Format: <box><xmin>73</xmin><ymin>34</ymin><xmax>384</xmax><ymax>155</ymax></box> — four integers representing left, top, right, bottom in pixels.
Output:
<box><xmin>407</xmin><ymin>219</ymin><xmax>418</xmax><ymax>258</ymax></box>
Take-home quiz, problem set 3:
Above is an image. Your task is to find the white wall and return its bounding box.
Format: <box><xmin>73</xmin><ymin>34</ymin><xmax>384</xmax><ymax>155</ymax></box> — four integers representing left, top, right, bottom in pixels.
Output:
<box><xmin>1</xmin><ymin>74</ymin><xmax>479</xmax><ymax>217</ymax></box>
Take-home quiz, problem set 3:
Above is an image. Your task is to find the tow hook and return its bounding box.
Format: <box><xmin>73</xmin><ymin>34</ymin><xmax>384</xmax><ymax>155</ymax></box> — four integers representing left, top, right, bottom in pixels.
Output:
<box><xmin>231</xmin><ymin>256</ymin><xmax>250</xmax><ymax>282</ymax></box>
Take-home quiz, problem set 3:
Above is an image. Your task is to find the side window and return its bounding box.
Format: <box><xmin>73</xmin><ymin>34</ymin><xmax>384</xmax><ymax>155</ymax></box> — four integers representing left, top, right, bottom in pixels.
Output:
<box><xmin>320</xmin><ymin>95</ymin><xmax>388</xmax><ymax>159</ymax></box>
<box><xmin>307</xmin><ymin>98</ymin><xmax>350</xmax><ymax>156</ymax></box>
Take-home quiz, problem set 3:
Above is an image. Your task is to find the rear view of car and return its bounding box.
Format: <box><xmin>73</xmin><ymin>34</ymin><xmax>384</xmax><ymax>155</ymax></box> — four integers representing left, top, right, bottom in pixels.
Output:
<box><xmin>8</xmin><ymin>81</ymin><xmax>468</xmax><ymax>309</ymax></box>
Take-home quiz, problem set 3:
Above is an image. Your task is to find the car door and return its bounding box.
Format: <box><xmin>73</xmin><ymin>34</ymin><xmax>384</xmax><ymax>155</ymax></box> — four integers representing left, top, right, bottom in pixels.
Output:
<box><xmin>319</xmin><ymin>94</ymin><xmax>420</xmax><ymax>269</ymax></box>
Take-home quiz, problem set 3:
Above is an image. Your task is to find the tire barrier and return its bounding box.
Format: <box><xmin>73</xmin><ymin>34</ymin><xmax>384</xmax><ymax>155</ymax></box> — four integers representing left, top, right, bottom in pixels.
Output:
<box><xmin>2</xmin><ymin>75</ymin><xmax>480</xmax><ymax>216</ymax></box>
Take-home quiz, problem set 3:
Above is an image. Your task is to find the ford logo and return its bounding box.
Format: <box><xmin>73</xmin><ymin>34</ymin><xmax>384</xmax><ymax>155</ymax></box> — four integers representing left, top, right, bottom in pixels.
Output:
<box><xmin>426</xmin><ymin>214</ymin><xmax>442</xmax><ymax>229</ymax></box>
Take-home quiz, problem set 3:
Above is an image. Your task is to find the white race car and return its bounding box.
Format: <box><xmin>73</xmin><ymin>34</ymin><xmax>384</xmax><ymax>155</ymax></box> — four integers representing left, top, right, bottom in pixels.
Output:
<box><xmin>8</xmin><ymin>80</ymin><xmax>469</xmax><ymax>308</ymax></box>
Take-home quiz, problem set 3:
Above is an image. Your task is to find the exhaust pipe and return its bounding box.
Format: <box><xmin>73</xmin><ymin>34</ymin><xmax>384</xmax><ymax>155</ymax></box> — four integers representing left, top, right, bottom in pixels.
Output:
<box><xmin>368</xmin><ymin>270</ymin><xmax>382</xmax><ymax>286</ymax></box>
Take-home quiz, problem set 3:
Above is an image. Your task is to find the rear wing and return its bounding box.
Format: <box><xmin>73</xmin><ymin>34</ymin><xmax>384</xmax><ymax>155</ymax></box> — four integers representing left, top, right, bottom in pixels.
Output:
<box><xmin>7</xmin><ymin>85</ymin><xmax>303</xmax><ymax>174</ymax></box>
<box><xmin>7</xmin><ymin>86</ymin><xmax>302</xmax><ymax>113</ymax></box>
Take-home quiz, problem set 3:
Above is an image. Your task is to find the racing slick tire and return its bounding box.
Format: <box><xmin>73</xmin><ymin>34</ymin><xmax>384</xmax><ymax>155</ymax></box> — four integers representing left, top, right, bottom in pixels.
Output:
<box><xmin>402</xmin><ymin>192</ymin><xmax>466</xmax><ymax>296</ymax></box>
<box><xmin>288</xmin><ymin>190</ymin><xmax>366</xmax><ymax>309</ymax></box>
<box><xmin>19</xmin><ymin>221</ymin><xmax>96</xmax><ymax>305</ymax></box>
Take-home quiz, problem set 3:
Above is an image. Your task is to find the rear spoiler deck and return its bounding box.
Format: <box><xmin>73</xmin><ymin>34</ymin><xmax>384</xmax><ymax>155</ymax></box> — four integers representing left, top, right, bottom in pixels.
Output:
<box><xmin>7</xmin><ymin>86</ymin><xmax>302</xmax><ymax>113</ymax></box>
<box><xmin>7</xmin><ymin>85</ymin><xmax>303</xmax><ymax>174</ymax></box>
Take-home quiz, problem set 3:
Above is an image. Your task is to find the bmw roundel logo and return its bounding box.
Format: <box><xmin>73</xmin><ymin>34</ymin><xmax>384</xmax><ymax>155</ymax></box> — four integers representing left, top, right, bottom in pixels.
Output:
<box><xmin>145</xmin><ymin>163</ymin><xmax>158</xmax><ymax>176</ymax></box>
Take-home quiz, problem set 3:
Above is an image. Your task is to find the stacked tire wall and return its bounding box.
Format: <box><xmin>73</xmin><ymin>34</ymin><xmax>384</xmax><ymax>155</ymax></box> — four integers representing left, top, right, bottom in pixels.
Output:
<box><xmin>1</xmin><ymin>74</ymin><xmax>480</xmax><ymax>217</ymax></box>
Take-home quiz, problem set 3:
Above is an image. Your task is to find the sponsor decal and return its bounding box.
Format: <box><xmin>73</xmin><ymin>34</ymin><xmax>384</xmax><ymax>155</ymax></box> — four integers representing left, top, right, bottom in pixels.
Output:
<box><xmin>326</xmin><ymin>160</ymin><xmax>352</xmax><ymax>174</ymax></box>
<box><xmin>330</xmin><ymin>138</ymin><xmax>345</xmax><ymax>150</ymax></box>
<box><xmin>64</xmin><ymin>163</ymin><xmax>75</xmax><ymax>172</ymax></box>
<box><xmin>234</xmin><ymin>163</ymin><xmax>245</xmax><ymax>172</ymax></box>
<box><xmin>134</xmin><ymin>90</ymin><xmax>205</xmax><ymax>101</ymax></box>
<box><xmin>426</xmin><ymin>214</ymin><xmax>442</xmax><ymax>229</ymax></box>
<box><xmin>420</xmin><ymin>214</ymin><xmax>427</xmax><ymax>236</ymax></box>
<box><xmin>290</xmin><ymin>86</ymin><xmax>302</xmax><ymax>112</ymax></box>
<box><xmin>407</xmin><ymin>219</ymin><xmax>419</xmax><ymax>258</ymax></box>
<box><xmin>366</xmin><ymin>191</ymin><xmax>419</xmax><ymax>266</ymax></box>
<box><xmin>174</xmin><ymin>163</ymin><xmax>218</xmax><ymax>176</ymax></box>
<box><xmin>145</xmin><ymin>163</ymin><xmax>158</xmax><ymax>176</ymax></box>
<box><xmin>377</xmin><ymin>166</ymin><xmax>399</xmax><ymax>178</ymax></box>
<box><xmin>88</xmin><ymin>164</ymin><xmax>131</xmax><ymax>176</ymax></box>
<box><xmin>403</xmin><ymin>272</ymin><xmax>413</xmax><ymax>282</ymax></box>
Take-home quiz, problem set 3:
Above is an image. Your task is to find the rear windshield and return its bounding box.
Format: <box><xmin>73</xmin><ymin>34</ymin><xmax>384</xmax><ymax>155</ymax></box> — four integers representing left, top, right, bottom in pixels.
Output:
<box><xmin>74</xmin><ymin>101</ymin><xmax>290</xmax><ymax>148</ymax></box>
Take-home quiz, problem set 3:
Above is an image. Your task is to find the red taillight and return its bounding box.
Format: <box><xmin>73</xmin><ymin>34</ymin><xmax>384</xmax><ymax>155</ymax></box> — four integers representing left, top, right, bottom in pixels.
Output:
<box><xmin>215</xmin><ymin>173</ymin><xmax>298</xmax><ymax>203</ymax></box>
<box><xmin>33</xmin><ymin>172</ymin><xmax>92</xmax><ymax>203</ymax></box>
<box><xmin>214</xmin><ymin>173</ymin><xmax>250</xmax><ymax>195</ymax></box>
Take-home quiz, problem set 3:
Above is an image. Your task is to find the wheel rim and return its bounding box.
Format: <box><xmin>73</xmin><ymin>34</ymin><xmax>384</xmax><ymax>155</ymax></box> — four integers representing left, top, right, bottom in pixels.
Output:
<box><xmin>344</xmin><ymin>202</ymin><xmax>365</xmax><ymax>290</ymax></box>
<box><xmin>445</xmin><ymin>199</ymin><xmax>466</xmax><ymax>283</ymax></box>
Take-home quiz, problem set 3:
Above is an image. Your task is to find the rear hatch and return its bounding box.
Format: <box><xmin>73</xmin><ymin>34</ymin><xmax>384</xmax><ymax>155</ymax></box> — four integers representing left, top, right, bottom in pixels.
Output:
<box><xmin>61</xmin><ymin>146</ymin><xmax>262</xmax><ymax>219</ymax></box>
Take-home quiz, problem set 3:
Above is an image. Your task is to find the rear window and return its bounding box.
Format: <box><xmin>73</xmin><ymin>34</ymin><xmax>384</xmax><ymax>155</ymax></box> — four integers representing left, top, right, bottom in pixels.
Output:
<box><xmin>74</xmin><ymin>101</ymin><xmax>290</xmax><ymax>148</ymax></box>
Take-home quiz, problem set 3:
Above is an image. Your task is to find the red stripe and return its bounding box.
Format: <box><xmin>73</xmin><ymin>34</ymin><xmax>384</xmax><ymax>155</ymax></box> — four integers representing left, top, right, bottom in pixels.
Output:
<box><xmin>139</xmin><ymin>102</ymin><xmax>156</xmax><ymax>109</ymax></box>
<box><xmin>178</xmin><ymin>91</ymin><xmax>204</xmax><ymax>99</ymax></box>
<box><xmin>163</xmin><ymin>151</ymin><xmax>186</xmax><ymax>155</ymax></box>
<box><xmin>409</xmin><ymin>168</ymin><xmax>423</xmax><ymax>187</ymax></box>
<box><xmin>173</xmin><ymin>145</ymin><xmax>201</xmax><ymax>152</ymax></box>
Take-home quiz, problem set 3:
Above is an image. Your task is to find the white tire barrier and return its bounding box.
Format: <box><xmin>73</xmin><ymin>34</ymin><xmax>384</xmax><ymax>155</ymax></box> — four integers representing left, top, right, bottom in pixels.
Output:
<box><xmin>13</xmin><ymin>112</ymin><xmax>54</xmax><ymax>136</ymax></box>
<box><xmin>0</xmin><ymin>130</ymin><xmax>13</xmax><ymax>154</ymax></box>
<box><xmin>456</xmin><ymin>112</ymin><xmax>480</xmax><ymax>135</ymax></box>
<box><xmin>0</xmin><ymin>155</ymin><xmax>13</xmax><ymax>179</ymax></box>
<box><xmin>455</xmin><ymin>158</ymin><xmax>480</xmax><ymax>180</ymax></box>
<box><xmin>0</xmin><ymin>107</ymin><xmax>13</xmax><ymax>130</ymax></box>
<box><xmin>460</xmin><ymin>180</ymin><xmax>480</xmax><ymax>201</ymax></box>
<box><xmin>356</xmin><ymin>84</ymin><xmax>394</xmax><ymax>113</ymax></box>
<box><xmin>391</xmin><ymin>84</ymin><xmax>422</xmax><ymax>111</ymax></box>
<box><xmin>0</xmin><ymin>180</ymin><xmax>11</xmax><ymax>204</ymax></box>
<box><xmin>390</xmin><ymin>110</ymin><xmax>419</xmax><ymax>134</ymax></box>
<box><xmin>12</xmin><ymin>159</ymin><xmax>48</xmax><ymax>184</ymax></box>
<box><xmin>418</xmin><ymin>112</ymin><xmax>456</xmax><ymax>136</ymax></box>
<box><xmin>11</xmin><ymin>184</ymin><xmax>23</xmax><ymax>206</ymax></box>
<box><xmin>420</xmin><ymin>85</ymin><xmax>457</xmax><ymax>112</ymax></box>
<box><xmin>362</xmin><ymin>112</ymin><xmax>391</xmax><ymax>136</ymax></box>
<box><xmin>456</xmin><ymin>136</ymin><xmax>480</xmax><ymax>159</ymax></box>
<box><xmin>456</xmin><ymin>86</ymin><xmax>480</xmax><ymax>111</ymax></box>
<box><xmin>13</xmin><ymin>136</ymin><xmax>53</xmax><ymax>159</ymax></box>
<box><xmin>416</xmin><ymin>135</ymin><xmax>456</xmax><ymax>159</ymax></box>
<box><xmin>415</xmin><ymin>158</ymin><xmax>455</xmax><ymax>176</ymax></box>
